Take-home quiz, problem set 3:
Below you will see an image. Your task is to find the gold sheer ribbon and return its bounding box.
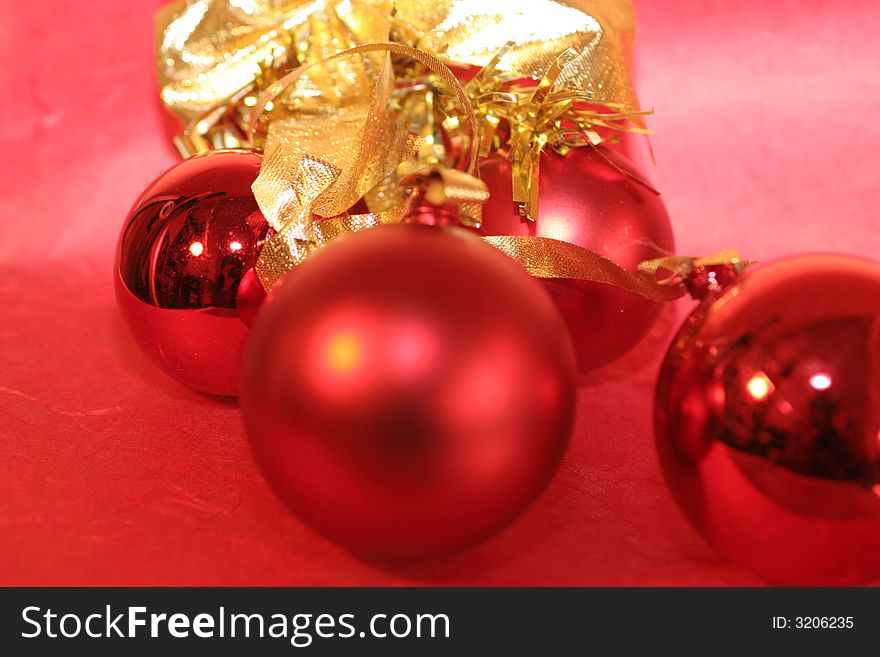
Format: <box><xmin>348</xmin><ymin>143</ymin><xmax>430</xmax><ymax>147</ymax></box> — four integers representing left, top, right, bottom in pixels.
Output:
<box><xmin>156</xmin><ymin>1</ymin><xmax>746</xmax><ymax>299</ymax></box>
<box><xmin>157</xmin><ymin>0</ymin><xmax>641</xmax><ymax>161</ymax></box>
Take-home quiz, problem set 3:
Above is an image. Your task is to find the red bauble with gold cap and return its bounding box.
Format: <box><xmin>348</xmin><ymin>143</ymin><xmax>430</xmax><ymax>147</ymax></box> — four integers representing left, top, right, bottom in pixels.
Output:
<box><xmin>479</xmin><ymin>145</ymin><xmax>675</xmax><ymax>373</ymax></box>
<box><xmin>240</xmin><ymin>214</ymin><xmax>577</xmax><ymax>560</ymax></box>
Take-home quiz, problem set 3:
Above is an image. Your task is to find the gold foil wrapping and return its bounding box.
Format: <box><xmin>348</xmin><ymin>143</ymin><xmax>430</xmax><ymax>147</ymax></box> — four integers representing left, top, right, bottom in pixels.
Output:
<box><xmin>158</xmin><ymin>1</ymin><xmax>637</xmax><ymax>119</ymax></box>
<box><xmin>157</xmin><ymin>0</ymin><xmax>396</xmax><ymax>154</ymax></box>
<box><xmin>157</xmin><ymin>1</ymin><xmax>743</xmax><ymax>298</ymax></box>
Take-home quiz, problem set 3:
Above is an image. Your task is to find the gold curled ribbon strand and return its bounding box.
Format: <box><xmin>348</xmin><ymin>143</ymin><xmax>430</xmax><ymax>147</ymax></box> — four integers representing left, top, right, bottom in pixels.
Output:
<box><xmin>254</xmin><ymin>140</ymin><xmax>740</xmax><ymax>302</ymax></box>
<box><xmin>259</xmin><ymin>201</ymin><xmax>695</xmax><ymax>301</ymax></box>
<box><xmin>637</xmin><ymin>249</ymin><xmax>752</xmax><ymax>286</ymax></box>
<box><xmin>484</xmin><ymin>236</ymin><xmax>686</xmax><ymax>301</ymax></box>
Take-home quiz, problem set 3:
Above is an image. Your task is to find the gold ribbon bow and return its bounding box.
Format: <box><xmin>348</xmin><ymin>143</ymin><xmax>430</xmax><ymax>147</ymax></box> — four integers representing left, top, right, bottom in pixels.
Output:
<box><xmin>156</xmin><ymin>1</ymin><xmax>749</xmax><ymax>303</ymax></box>
<box><xmin>157</xmin><ymin>0</ymin><xmax>640</xmax><ymax>157</ymax></box>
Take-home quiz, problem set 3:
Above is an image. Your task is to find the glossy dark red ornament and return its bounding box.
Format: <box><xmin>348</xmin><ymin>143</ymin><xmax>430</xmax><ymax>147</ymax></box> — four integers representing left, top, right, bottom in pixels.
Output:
<box><xmin>115</xmin><ymin>149</ymin><xmax>271</xmax><ymax>396</ymax></box>
<box><xmin>478</xmin><ymin>146</ymin><xmax>675</xmax><ymax>374</ymax></box>
<box><xmin>240</xmin><ymin>223</ymin><xmax>577</xmax><ymax>560</ymax></box>
<box><xmin>655</xmin><ymin>254</ymin><xmax>880</xmax><ymax>584</ymax></box>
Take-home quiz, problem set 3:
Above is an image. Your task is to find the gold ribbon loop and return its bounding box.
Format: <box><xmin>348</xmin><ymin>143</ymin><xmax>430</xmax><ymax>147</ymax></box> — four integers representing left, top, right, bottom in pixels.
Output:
<box><xmin>247</xmin><ymin>42</ymin><xmax>480</xmax><ymax>174</ymax></box>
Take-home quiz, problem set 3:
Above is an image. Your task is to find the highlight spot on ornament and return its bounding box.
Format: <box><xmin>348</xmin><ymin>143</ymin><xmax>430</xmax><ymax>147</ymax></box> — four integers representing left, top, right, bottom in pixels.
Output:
<box><xmin>809</xmin><ymin>372</ymin><xmax>833</xmax><ymax>391</ymax></box>
<box><xmin>229</xmin><ymin>241</ymin><xmax>243</xmax><ymax>252</ymax></box>
<box><xmin>538</xmin><ymin>216</ymin><xmax>575</xmax><ymax>243</ymax></box>
<box><xmin>189</xmin><ymin>241</ymin><xmax>204</xmax><ymax>257</ymax></box>
<box><xmin>326</xmin><ymin>331</ymin><xmax>363</xmax><ymax>373</ymax></box>
<box><xmin>389</xmin><ymin>323</ymin><xmax>436</xmax><ymax>378</ymax></box>
<box><xmin>777</xmin><ymin>399</ymin><xmax>794</xmax><ymax>415</ymax></box>
<box><xmin>746</xmin><ymin>371</ymin><xmax>773</xmax><ymax>400</ymax></box>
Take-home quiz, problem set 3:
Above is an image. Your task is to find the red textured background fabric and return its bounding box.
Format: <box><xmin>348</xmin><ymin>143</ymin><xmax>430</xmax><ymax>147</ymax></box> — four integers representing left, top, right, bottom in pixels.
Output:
<box><xmin>1</xmin><ymin>0</ymin><xmax>878</xmax><ymax>586</ymax></box>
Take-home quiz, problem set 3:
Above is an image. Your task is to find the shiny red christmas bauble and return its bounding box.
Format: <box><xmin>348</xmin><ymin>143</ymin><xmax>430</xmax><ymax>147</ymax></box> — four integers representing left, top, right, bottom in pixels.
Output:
<box><xmin>655</xmin><ymin>254</ymin><xmax>880</xmax><ymax>584</ymax></box>
<box><xmin>479</xmin><ymin>146</ymin><xmax>675</xmax><ymax>373</ymax></box>
<box><xmin>115</xmin><ymin>149</ymin><xmax>271</xmax><ymax>396</ymax></box>
<box><xmin>240</xmin><ymin>223</ymin><xmax>577</xmax><ymax>560</ymax></box>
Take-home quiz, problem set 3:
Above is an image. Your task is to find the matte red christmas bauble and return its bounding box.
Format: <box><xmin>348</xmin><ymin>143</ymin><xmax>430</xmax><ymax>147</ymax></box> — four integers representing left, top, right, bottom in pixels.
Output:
<box><xmin>479</xmin><ymin>146</ymin><xmax>675</xmax><ymax>373</ymax></box>
<box><xmin>655</xmin><ymin>254</ymin><xmax>880</xmax><ymax>584</ymax></box>
<box><xmin>115</xmin><ymin>149</ymin><xmax>271</xmax><ymax>396</ymax></box>
<box><xmin>240</xmin><ymin>223</ymin><xmax>577</xmax><ymax>560</ymax></box>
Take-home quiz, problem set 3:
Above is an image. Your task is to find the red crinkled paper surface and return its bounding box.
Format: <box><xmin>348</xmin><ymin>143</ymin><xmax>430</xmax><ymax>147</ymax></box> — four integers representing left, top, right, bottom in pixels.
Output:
<box><xmin>1</xmin><ymin>0</ymin><xmax>878</xmax><ymax>585</ymax></box>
